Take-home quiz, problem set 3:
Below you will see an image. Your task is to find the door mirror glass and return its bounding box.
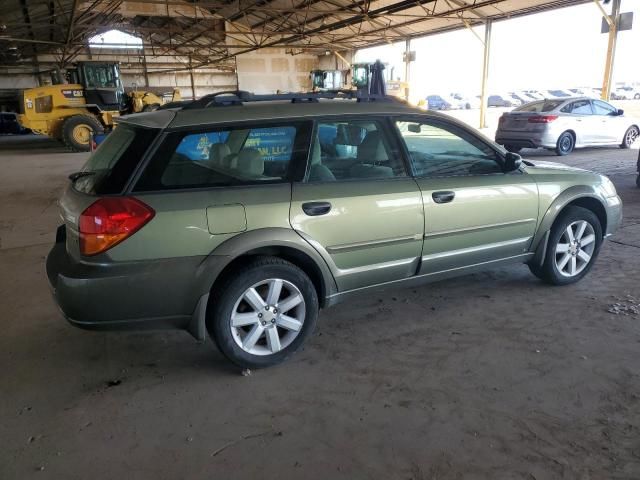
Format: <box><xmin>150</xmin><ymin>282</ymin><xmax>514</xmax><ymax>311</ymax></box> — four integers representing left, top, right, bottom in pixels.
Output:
<box><xmin>407</xmin><ymin>123</ymin><xmax>421</xmax><ymax>134</ymax></box>
<box><xmin>504</xmin><ymin>152</ymin><xmax>522</xmax><ymax>172</ymax></box>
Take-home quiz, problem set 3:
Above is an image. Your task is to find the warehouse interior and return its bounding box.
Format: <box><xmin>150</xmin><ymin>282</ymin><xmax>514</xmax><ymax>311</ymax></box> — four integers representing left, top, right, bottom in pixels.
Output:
<box><xmin>1</xmin><ymin>1</ymin><xmax>639</xmax><ymax>479</ymax></box>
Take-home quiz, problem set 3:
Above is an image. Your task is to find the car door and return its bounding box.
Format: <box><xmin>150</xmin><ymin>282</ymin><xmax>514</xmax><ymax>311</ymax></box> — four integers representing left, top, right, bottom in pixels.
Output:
<box><xmin>591</xmin><ymin>100</ymin><xmax>624</xmax><ymax>143</ymax></box>
<box><xmin>290</xmin><ymin>118</ymin><xmax>424</xmax><ymax>292</ymax></box>
<box><xmin>128</xmin><ymin>120</ymin><xmax>310</xmax><ymax>263</ymax></box>
<box><xmin>561</xmin><ymin>99</ymin><xmax>597</xmax><ymax>145</ymax></box>
<box><xmin>393</xmin><ymin>117</ymin><xmax>539</xmax><ymax>274</ymax></box>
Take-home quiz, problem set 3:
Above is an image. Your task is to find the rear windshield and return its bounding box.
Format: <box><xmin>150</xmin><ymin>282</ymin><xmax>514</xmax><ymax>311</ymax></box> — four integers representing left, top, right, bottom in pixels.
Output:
<box><xmin>514</xmin><ymin>100</ymin><xmax>563</xmax><ymax>113</ymax></box>
<box><xmin>73</xmin><ymin>124</ymin><xmax>158</xmax><ymax>195</ymax></box>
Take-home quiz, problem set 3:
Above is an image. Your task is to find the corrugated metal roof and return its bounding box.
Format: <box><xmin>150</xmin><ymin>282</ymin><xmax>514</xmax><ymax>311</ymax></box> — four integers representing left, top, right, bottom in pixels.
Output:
<box><xmin>0</xmin><ymin>0</ymin><xmax>590</xmax><ymax>71</ymax></box>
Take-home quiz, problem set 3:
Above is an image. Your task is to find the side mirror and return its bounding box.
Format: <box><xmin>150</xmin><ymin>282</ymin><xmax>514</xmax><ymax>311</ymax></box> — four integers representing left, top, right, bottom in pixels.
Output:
<box><xmin>504</xmin><ymin>152</ymin><xmax>522</xmax><ymax>172</ymax></box>
<box><xmin>617</xmin><ymin>109</ymin><xmax>624</xmax><ymax>116</ymax></box>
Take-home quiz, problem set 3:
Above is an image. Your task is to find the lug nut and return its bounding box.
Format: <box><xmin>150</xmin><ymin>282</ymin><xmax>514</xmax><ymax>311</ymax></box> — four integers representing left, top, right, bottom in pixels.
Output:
<box><xmin>273</xmin><ymin>309</ymin><xmax>278</xmax><ymax>314</ymax></box>
<box><xmin>261</xmin><ymin>321</ymin><xmax>267</xmax><ymax>326</ymax></box>
<box><xmin>265</xmin><ymin>306</ymin><xmax>270</xmax><ymax>311</ymax></box>
<box><xmin>271</xmin><ymin>319</ymin><xmax>276</xmax><ymax>323</ymax></box>
<box><xmin>258</xmin><ymin>313</ymin><xmax>263</xmax><ymax>318</ymax></box>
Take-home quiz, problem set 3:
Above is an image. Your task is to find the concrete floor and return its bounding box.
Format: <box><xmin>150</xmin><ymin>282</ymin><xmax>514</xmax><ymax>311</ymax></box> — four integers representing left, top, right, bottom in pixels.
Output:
<box><xmin>1</xmin><ymin>134</ymin><xmax>639</xmax><ymax>480</ymax></box>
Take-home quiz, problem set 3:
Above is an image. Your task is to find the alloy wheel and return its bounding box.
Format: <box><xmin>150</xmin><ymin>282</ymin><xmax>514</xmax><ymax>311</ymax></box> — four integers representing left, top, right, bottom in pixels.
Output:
<box><xmin>554</xmin><ymin>220</ymin><xmax>596</xmax><ymax>277</ymax></box>
<box><xmin>559</xmin><ymin>134</ymin><xmax>573</xmax><ymax>154</ymax></box>
<box><xmin>230</xmin><ymin>278</ymin><xmax>306</xmax><ymax>356</ymax></box>
<box><xmin>625</xmin><ymin>127</ymin><xmax>639</xmax><ymax>147</ymax></box>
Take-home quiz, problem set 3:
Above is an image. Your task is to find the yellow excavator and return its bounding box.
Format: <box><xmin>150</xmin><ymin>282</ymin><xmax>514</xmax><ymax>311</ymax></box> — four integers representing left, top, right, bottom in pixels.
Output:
<box><xmin>18</xmin><ymin>61</ymin><xmax>180</xmax><ymax>151</ymax></box>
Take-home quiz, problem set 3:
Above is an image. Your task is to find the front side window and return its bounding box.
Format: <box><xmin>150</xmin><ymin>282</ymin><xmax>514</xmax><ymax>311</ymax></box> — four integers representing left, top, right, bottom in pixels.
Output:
<box><xmin>308</xmin><ymin>120</ymin><xmax>405</xmax><ymax>182</ymax></box>
<box><xmin>561</xmin><ymin>100</ymin><xmax>592</xmax><ymax>115</ymax></box>
<box><xmin>592</xmin><ymin>100</ymin><xmax>617</xmax><ymax>116</ymax></box>
<box><xmin>135</xmin><ymin>122</ymin><xmax>308</xmax><ymax>191</ymax></box>
<box><xmin>395</xmin><ymin>120</ymin><xmax>502</xmax><ymax>177</ymax></box>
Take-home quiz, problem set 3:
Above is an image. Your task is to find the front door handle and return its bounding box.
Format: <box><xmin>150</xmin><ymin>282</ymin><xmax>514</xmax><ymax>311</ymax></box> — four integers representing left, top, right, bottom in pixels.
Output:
<box><xmin>302</xmin><ymin>201</ymin><xmax>332</xmax><ymax>216</ymax></box>
<box><xmin>432</xmin><ymin>191</ymin><xmax>455</xmax><ymax>204</ymax></box>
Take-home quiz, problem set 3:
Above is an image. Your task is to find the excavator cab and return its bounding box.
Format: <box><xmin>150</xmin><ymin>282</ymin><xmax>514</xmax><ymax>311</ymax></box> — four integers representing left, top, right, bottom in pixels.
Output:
<box><xmin>75</xmin><ymin>62</ymin><xmax>126</xmax><ymax>112</ymax></box>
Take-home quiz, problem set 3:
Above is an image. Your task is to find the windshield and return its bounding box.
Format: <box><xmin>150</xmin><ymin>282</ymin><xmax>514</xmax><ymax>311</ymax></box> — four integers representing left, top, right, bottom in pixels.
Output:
<box><xmin>74</xmin><ymin>125</ymin><xmax>158</xmax><ymax>195</ymax></box>
<box><xmin>514</xmin><ymin>100</ymin><xmax>563</xmax><ymax>113</ymax></box>
<box><xmin>83</xmin><ymin>64</ymin><xmax>121</xmax><ymax>89</ymax></box>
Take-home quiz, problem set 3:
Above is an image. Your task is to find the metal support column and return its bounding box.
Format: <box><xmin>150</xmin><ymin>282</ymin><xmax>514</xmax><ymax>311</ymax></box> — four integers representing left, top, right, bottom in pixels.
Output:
<box><xmin>188</xmin><ymin>55</ymin><xmax>196</xmax><ymax>100</ymax></box>
<box><xmin>479</xmin><ymin>19</ymin><xmax>492</xmax><ymax>129</ymax></box>
<box><xmin>404</xmin><ymin>38</ymin><xmax>411</xmax><ymax>101</ymax></box>
<box><xmin>600</xmin><ymin>0</ymin><xmax>621</xmax><ymax>100</ymax></box>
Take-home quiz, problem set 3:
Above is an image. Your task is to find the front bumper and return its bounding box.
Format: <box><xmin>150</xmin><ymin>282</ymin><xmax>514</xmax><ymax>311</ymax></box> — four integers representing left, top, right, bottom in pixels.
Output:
<box><xmin>604</xmin><ymin>195</ymin><xmax>623</xmax><ymax>237</ymax></box>
<box><xmin>46</xmin><ymin>234</ymin><xmax>215</xmax><ymax>333</ymax></box>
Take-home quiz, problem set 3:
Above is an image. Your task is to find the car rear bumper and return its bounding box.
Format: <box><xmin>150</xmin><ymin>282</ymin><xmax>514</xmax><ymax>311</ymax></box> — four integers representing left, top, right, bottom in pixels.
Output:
<box><xmin>46</xmin><ymin>231</ymin><xmax>217</xmax><ymax>333</ymax></box>
<box><xmin>495</xmin><ymin>130</ymin><xmax>558</xmax><ymax>149</ymax></box>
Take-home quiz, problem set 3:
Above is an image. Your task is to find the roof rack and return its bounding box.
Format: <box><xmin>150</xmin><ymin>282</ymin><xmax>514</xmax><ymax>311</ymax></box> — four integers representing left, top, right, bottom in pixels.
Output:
<box><xmin>182</xmin><ymin>89</ymin><xmax>403</xmax><ymax>110</ymax></box>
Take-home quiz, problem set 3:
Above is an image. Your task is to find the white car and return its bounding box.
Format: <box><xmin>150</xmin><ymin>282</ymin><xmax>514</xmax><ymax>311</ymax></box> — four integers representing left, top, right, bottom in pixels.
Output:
<box><xmin>613</xmin><ymin>87</ymin><xmax>640</xmax><ymax>100</ymax></box>
<box><xmin>495</xmin><ymin>97</ymin><xmax>639</xmax><ymax>155</ymax></box>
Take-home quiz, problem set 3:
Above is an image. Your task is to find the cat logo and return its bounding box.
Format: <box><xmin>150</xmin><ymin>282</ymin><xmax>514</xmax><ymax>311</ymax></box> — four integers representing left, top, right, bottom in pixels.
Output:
<box><xmin>62</xmin><ymin>89</ymin><xmax>84</xmax><ymax>99</ymax></box>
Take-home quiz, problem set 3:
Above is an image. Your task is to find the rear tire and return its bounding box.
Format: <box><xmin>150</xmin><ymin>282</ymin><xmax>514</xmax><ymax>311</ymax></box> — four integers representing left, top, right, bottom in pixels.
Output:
<box><xmin>61</xmin><ymin>115</ymin><xmax>104</xmax><ymax>152</ymax></box>
<box><xmin>505</xmin><ymin>145</ymin><xmax>522</xmax><ymax>153</ymax></box>
<box><xmin>529</xmin><ymin>206</ymin><xmax>602</xmax><ymax>285</ymax></box>
<box><xmin>620</xmin><ymin>126</ymin><xmax>639</xmax><ymax>149</ymax></box>
<box><xmin>208</xmin><ymin>256</ymin><xmax>319</xmax><ymax>369</ymax></box>
<box><xmin>555</xmin><ymin>131</ymin><xmax>575</xmax><ymax>156</ymax></box>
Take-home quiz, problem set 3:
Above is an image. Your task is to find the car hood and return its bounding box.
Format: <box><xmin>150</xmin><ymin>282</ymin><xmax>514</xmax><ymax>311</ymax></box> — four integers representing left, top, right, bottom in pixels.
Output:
<box><xmin>522</xmin><ymin>159</ymin><xmax>589</xmax><ymax>174</ymax></box>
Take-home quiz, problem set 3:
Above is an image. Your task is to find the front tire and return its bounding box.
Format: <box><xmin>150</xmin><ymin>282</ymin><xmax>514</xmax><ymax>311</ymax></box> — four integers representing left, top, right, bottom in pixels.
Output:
<box><xmin>555</xmin><ymin>131</ymin><xmax>575</xmax><ymax>156</ymax></box>
<box><xmin>61</xmin><ymin>115</ymin><xmax>104</xmax><ymax>152</ymax></box>
<box><xmin>208</xmin><ymin>256</ymin><xmax>319</xmax><ymax>369</ymax></box>
<box><xmin>529</xmin><ymin>206</ymin><xmax>602</xmax><ymax>285</ymax></box>
<box><xmin>620</xmin><ymin>126</ymin><xmax>639</xmax><ymax>149</ymax></box>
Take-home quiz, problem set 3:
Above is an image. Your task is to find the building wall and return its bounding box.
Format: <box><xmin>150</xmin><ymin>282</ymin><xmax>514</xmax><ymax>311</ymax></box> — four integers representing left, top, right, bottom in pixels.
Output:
<box><xmin>235</xmin><ymin>48</ymin><xmax>318</xmax><ymax>93</ymax></box>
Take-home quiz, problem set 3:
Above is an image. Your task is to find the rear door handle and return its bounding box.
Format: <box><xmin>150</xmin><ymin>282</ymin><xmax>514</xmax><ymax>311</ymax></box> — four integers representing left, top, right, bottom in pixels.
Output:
<box><xmin>302</xmin><ymin>201</ymin><xmax>332</xmax><ymax>216</ymax></box>
<box><xmin>432</xmin><ymin>191</ymin><xmax>455</xmax><ymax>204</ymax></box>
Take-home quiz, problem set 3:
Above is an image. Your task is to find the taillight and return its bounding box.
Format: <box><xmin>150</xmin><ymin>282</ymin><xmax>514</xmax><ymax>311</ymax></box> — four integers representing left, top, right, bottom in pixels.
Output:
<box><xmin>528</xmin><ymin>115</ymin><xmax>558</xmax><ymax>123</ymax></box>
<box><xmin>79</xmin><ymin>197</ymin><xmax>154</xmax><ymax>256</ymax></box>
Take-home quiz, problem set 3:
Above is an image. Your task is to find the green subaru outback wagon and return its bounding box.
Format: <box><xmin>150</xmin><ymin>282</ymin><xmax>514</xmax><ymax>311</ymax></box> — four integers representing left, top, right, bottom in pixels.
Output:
<box><xmin>47</xmin><ymin>91</ymin><xmax>622</xmax><ymax>369</ymax></box>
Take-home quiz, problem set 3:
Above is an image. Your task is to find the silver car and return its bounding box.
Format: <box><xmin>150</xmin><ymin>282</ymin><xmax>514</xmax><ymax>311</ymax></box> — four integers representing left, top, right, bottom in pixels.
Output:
<box><xmin>495</xmin><ymin>97</ymin><xmax>639</xmax><ymax>156</ymax></box>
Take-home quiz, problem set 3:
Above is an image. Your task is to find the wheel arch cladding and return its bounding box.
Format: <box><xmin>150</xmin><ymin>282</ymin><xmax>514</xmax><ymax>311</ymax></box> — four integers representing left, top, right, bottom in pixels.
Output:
<box><xmin>565</xmin><ymin>197</ymin><xmax>607</xmax><ymax>233</ymax></box>
<box><xmin>201</xmin><ymin>228</ymin><xmax>338</xmax><ymax>309</ymax></box>
<box><xmin>531</xmin><ymin>186</ymin><xmax>607</xmax><ymax>253</ymax></box>
<box><xmin>210</xmin><ymin>247</ymin><xmax>328</xmax><ymax>307</ymax></box>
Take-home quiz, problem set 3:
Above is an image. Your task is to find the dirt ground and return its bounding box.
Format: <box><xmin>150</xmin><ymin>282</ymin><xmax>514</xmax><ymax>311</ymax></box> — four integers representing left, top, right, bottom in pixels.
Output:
<box><xmin>1</xmin><ymin>135</ymin><xmax>639</xmax><ymax>480</ymax></box>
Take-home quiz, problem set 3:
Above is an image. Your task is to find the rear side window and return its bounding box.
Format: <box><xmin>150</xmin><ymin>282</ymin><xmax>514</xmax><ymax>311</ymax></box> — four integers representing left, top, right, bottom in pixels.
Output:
<box><xmin>515</xmin><ymin>100</ymin><xmax>563</xmax><ymax>112</ymax></box>
<box><xmin>74</xmin><ymin>125</ymin><xmax>158</xmax><ymax>195</ymax></box>
<box><xmin>135</xmin><ymin>121</ymin><xmax>310</xmax><ymax>191</ymax></box>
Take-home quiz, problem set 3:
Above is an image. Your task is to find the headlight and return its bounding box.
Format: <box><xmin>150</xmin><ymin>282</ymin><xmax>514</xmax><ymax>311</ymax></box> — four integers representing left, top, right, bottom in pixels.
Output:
<box><xmin>600</xmin><ymin>176</ymin><xmax>617</xmax><ymax>197</ymax></box>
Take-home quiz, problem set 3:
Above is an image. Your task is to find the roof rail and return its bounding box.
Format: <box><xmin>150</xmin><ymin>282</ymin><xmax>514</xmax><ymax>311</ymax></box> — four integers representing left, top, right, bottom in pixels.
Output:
<box><xmin>181</xmin><ymin>89</ymin><xmax>403</xmax><ymax>110</ymax></box>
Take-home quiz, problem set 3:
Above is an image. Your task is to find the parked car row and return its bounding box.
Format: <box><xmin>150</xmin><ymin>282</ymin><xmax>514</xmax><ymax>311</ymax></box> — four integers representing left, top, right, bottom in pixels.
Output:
<box><xmin>424</xmin><ymin>86</ymin><xmax>640</xmax><ymax>111</ymax></box>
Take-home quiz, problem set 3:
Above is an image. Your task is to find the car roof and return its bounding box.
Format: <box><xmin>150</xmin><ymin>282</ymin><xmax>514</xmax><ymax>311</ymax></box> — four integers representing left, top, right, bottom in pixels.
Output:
<box><xmin>118</xmin><ymin>98</ymin><xmax>436</xmax><ymax>130</ymax></box>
